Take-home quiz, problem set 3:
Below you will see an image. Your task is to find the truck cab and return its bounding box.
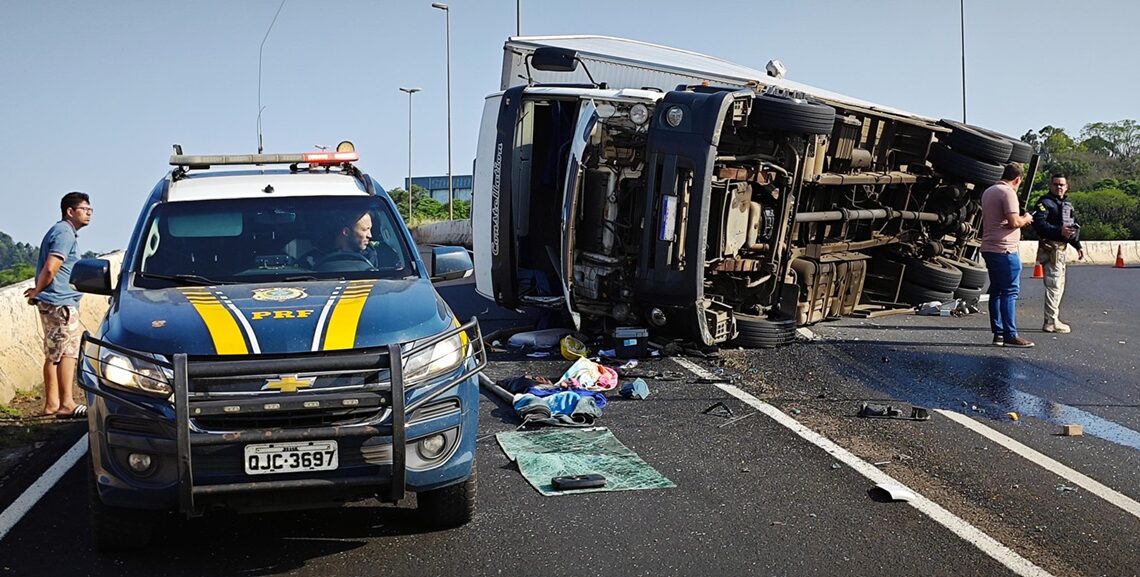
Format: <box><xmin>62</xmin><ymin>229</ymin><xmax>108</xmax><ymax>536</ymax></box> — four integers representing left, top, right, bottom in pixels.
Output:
<box><xmin>71</xmin><ymin>144</ymin><xmax>485</xmax><ymax>551</ymax></box>
<box><xmin>473</xmin><ymin>37</ymin><xmax>1033</xmax><ymax>347</ymax></box>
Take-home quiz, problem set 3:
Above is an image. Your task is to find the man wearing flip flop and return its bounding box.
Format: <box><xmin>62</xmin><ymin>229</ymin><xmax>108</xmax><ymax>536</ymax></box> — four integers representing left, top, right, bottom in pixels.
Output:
<box><xmin>24</xmin><ymin>192</ymin><xmax>93</xmax><ymax>418</ymax></box>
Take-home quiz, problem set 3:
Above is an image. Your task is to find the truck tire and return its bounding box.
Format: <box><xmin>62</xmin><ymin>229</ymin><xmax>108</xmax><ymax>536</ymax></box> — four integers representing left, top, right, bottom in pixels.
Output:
<box><xmin>974</xmin><ymin>126</ymin><xmax>1035</xmax><ymax>163</ymax></box>
<box><xmin>954</xmin><ymin>285</ymin><xmax>984</xmax><ymax>303</ymax></box>
<box><xmin>930</xmin><ymin>143</ymin><xmax>1004</xmax><ymax>186</ymax></box>
<box><xmin>937</xmin><ymin>256</ymin><xmax>988</xmax><ymax>289</ymax></box>
<box><xmin>898</xmin><ymin>256</ymin><xmax>963</xmax><ymax>293</ymax></box>
<box><xmin>938</xmin><ymin>119</ymin><xmax>1014</xmax><ymax>164</ymax></box>
<box><xmin>752</xmin><ymin>93</ymin><xmax>836</xmax><ymax>136</ymax></box>
<box><xmin>731</xmin><ymin>313</ymin><xmax>797</xmax><ymax>348</ymax></box>
<box><xmin>899</xmin><ymin>280</ymin><xmax>954</xmax><ymax>305</ymax></box>
<box><xmin>418</xmin><ymin>464</ymin><xmax>476</xmax><ymax>528</ymax></box>
<box><xmin>89</xmin><ymin>468</ymin><xmax>160</xmax><ymax>552</ymax></box>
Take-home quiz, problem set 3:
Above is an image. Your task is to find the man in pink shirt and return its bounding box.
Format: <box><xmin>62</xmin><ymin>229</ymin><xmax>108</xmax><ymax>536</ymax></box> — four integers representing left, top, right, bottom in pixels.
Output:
<box><xmin>980</xmin><ymin>163</ymin><xmax>1035</xmax><ymax>348</ymax></box>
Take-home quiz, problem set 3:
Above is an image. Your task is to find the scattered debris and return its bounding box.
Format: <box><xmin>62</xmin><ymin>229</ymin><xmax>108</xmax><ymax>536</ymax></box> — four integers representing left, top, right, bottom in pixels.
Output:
<box><xmin>872</xmin><ymin>461</ymin><xmax>891</xmax><ymax>466</ymax></box>
<box><xmin>830</xmin><ymin>463</ymin><xmax>842</xmax><ymax>470</ymax></box>
<box><xmin>526</xmin><ymin>351</ymin><xmax>551</xmax><ymax>358</ymax></box>
<box><xmin>508</xmin><ymin>328</ymin><xmax>570</xmax><ymax>349</ymax></box>
<box><xmin>618</xmin><ymin>359</ymin><xmax>639</xmax><ymax>372</ymax></box>
<box><xmin>856</xmin><ymin>403</ymin><xmax>931</xmax><ymax>421</ymax></box>
<box><xmin>1062</xmin><ymin>424</ymin><xmax>1084</xmax><ymax>436</ymax></box>
<box><xmin>1007</xmin><ymin>412</ymin><xmax>1019</xmax><ymax>421</ymax></box>
<box><xmin>871</xmin><ymin>482</ymin><xmax>917</xmax><ymax>502</ymax></box>
<box><xmin>788</xmin><ymin>408</ymin><xmax>802</xmax><ymax>416</ymax></box>
<box><xmin>701</xmin><ymin>402</ymin><xmax>734</xmax><ymax>418</ymax></box>
<box><xmin>717</xmin><ymin>412</ymin><xmax>757</xmax><ymax>429</ymax></box>
<box><xmin>1055</xmin><ymin>483</ymin><xmax>1078</xmax><ymax>493</ymax></box>
<box><xmin>620</xmin><ymin>378</ymin><xmax>650</xmax><ymax>400</ymax></box>
<box><xmin>559</xmin><ymin>334</ymin><xmax>588</xmax><ymax>360</ymax></box>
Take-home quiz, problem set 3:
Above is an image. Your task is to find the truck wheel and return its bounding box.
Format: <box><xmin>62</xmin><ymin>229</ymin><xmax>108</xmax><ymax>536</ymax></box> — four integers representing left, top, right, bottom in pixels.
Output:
<box><xmin>731</xmin><ymin>313</ymin><xmax>797</xmax><ymax>348</ymax></box>
<box><xmin>973</xmin><ymin>126</ymin><xmax>1035</xmax><ymax>163</ymax></box>
<box><xmin>938</xmin><ymin>120</ymin><xmax>1014</xmax><ymax>164</ymax></box>
<box><xmin>898</xmin><ymin>280</ymin><xmax>954</xmax><ymax>305</ymax></box>
<box><xmin>418</xmin><ymin>465</ymin><xmax>476</xmax><ymax>529</ymax></box>
<box><xmin>930</xmin><ymin>143</ymin><xmax>1004</xmax><ymax>186</ymax></box>
<box><xmin>936</xmin><ymin>256</ymin><xmax>987</xmax><ymax>289</ymax></box>
<box><xmin>752</xmin><ymin>93</ymin><xmax>836</xmax><ymax>135</ymax></box>
<box><xmin>899</xmin><ymin>256</ymin><xmax>963</xmax><ymax>293</ymax></box>
<box><xmin>953</xmin><ymin>285</ymin><xmax>984</xmax><ymax>304</ymax></box>
<box><xmin>89</xmin><ymin>468</ymin><xmax>160</xmax><ymax>552</ymax></box>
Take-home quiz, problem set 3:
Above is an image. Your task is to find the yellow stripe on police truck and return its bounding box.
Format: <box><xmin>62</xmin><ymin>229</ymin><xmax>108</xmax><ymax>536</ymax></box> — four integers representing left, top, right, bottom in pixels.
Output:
<box><xmin>181</xmin><ymin>289</ymin><xmax>250</xmax><ymax>355</ymax></box>
<box><xmin>321</xmin><ymin>280</ymin><xmax>375</xmax><ymax>350</ymax></box>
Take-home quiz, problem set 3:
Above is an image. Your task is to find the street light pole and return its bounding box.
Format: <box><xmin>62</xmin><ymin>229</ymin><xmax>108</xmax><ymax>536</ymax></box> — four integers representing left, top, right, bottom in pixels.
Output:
<box><xmin>399</xmin><ymin>87</ymin><xmax>421</xmax><ymax>221</ymax></box>
<box><xmin>516</xmin><ymin>0</ymin><xmax>520</xmax><ymax>36</ymax></box>
<box><xmin>431</xmin><ymin>2</ymin><xmax>454</xmax><ymax>220</ymax></box>
<box><xmin>960</xmin><ymin>0</ymin><xmax>967</xmax><ymax>123</ymax></box>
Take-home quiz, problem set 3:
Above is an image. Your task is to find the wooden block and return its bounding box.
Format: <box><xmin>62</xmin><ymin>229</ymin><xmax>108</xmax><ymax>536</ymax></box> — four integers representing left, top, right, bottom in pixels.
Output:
<box><xmin>1062</xmin><ymin>424</ymin><xmax>1083</xmax><ymax>436</ymax></box>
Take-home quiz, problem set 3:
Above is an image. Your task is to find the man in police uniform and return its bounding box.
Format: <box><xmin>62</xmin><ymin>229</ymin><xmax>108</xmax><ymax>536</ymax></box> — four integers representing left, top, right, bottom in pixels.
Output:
<box><xmin>1032</xmin><ymin>173</ymin><xmax>1085</xmax><ymax>333</ymax></box>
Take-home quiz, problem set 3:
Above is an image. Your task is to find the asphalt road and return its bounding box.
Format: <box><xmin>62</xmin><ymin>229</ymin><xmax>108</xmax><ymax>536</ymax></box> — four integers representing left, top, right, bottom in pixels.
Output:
<box><xmin>0</xmin><ymin>266</ymin><xmax>1136</xmax><ymax>577</ymax></box>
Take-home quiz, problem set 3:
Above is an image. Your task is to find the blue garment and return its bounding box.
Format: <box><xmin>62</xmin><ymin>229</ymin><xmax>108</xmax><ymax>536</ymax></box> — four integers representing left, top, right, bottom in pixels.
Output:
<box><xmin>35</xmin><ymin>221</ymin><xmax>82</xmax><ymax>306</ymax></box>
<box><xmin>513</xmin><ymin>391</ymin><xmax>602</xmax><ymax>428</ymax></box>
<box><xmin>525</xmin><ymin>385</ymin><xmax>608</xmax><ymax>409</ymax></box>
<box><xmin>982</xmin><ymin>251</ymin><xmax>1022</xmax><ymax>338</ymax></box>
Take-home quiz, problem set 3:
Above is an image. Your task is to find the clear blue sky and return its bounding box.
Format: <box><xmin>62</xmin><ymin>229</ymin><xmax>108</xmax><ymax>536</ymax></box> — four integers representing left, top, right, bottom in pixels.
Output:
<box><xmin>2</xmin><ymin>0</ymin><xmax>1136</xmax><ymax>254</ymax></box>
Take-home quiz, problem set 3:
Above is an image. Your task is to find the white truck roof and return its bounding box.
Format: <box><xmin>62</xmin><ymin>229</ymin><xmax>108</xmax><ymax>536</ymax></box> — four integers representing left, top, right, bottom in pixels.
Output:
<box><xmin>503</xmin><ymin>35</ymin><xmax>933</xmax><ymax>123</ymax></box>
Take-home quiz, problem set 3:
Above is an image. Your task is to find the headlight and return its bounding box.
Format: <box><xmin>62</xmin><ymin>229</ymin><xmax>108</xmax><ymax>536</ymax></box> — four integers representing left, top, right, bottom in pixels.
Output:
<box><xmin>664</xmin><ymin>106</ymin><xmax>684</xmax><ymax>127</ymax></box>
<box><xmin>85</xmin><ymin>341</ymin><xmax>173</xmax><ymax>397</ymax></box>
<box><xmin>403</xmin><ymin>333</ymin><xmax>466</xmax><ymax>384</ymax></box>
<box><xmin>628</xmin><ymin>103</ymin><xmax>649</xmax><ymax>125</ymax></box>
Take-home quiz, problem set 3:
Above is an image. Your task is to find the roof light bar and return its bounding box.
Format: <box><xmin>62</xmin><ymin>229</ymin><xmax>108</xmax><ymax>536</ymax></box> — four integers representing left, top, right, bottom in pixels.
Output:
<box><xmin>169</xmin><ymin>151</ymin><xmax>358</xmax><ymax>168</ymax></box>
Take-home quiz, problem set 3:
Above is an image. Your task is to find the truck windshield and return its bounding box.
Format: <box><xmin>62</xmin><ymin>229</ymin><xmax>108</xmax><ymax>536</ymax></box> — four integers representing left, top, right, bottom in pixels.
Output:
<box><xmin>133</xmin><ymin>196</ymin><xmax>415</xmax><ymax>288</ymax></box>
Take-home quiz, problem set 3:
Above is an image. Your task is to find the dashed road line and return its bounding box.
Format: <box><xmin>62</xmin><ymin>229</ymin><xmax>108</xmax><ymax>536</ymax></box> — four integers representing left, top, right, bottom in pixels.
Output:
<box><xmin>0</xmin><ymin>434</ymin><xmax>88</xmax><ymax>542</ymax></box>
<box><xmin>937</xmin><ymin>408</ymin><xmax>1140</xmax><ymax>521</ymax></box>
<box><xmin>671</xmin><ymin>356</ymin><xmax>1056</xmax><ymax>577</ymax></box>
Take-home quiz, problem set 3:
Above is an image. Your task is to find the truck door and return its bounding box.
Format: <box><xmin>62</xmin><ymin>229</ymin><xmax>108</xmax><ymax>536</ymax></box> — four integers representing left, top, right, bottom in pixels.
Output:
<box><xmin>559</xmin><ymin>99</ymin><xmax>599</xmax><ymax>329</ymax></box>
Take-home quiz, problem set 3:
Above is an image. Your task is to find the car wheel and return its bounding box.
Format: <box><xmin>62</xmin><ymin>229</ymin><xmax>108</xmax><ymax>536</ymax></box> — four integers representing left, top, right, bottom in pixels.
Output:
<box><xmin>930</xmin><ymin>142</ymin><xmax>1005</xmax><ymax>186</ymax></box>
<box><xmin>731</xmin><ymin>313</ymin><xmax>797</xmax><ymax>348</ymax></box>
<box><xmin>752</xmin><ymin>93</ymin><xmax>837</xmax><ymax>135</ymax></box>
<box><xmin>938</xmin><ymin>119</ymin><xmax>1014</xmax><ymax>164</ymax></box>
<box><xmin>418</xmin><ymin>464</ymin><xmax>476</xmax><ymax>529</ymax></box>
<box><xmin>936</xmin><ymin>255</ymin><xmax>987</xmax><ymax>290</ymax></box>
<box><xmin>89</xmin><ymin>467</ymin><xmax>160</xmax><ymax>552</ymax></box>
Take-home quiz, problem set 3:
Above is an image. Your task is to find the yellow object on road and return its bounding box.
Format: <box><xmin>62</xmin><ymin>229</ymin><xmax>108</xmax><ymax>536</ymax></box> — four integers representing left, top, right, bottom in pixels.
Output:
<box><xmin>560</xmin><ymin>334</ymin><xmax>588</xmax><ymax>360</ymax></box>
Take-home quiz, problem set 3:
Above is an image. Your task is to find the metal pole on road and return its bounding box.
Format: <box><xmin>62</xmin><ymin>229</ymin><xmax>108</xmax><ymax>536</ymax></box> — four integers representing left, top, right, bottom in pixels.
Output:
<box><xmin>431</xmin><ymin>2</ymin><xmax>453</xmax><ymax>220</ymax></box>
<box><xmin>399</xmin><ymin>87</ymin><xmax>421</xmax><ymax>220</ymax></box>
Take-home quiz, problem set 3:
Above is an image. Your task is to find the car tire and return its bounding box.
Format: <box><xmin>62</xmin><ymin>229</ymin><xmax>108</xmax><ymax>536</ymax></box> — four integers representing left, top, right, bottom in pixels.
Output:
<box><xmin>731</xmin><ymin>313</ymin><xmax>797</xmax><ymax>348</ymax></box>
<box><xmin>898</xmin><ymin>256</ymin><xmax>963</xmax><ymax>293</ymax></box>
<box><xmin>938</xmin><ymin>119</ymin><xmax>1014</xmax><ymax>164</ymax></box>
<box><xmin>752</xmin><ymin>93</ymin><xmax>837</xmax><ymax>136</ymax></box>
<box><xmin>418</xmin><ymin>464</ymin><xmax>476</xmax><ymax>528</ymax></box>
<box><xmin>899</xmin><ymin>280</ymin><xmax>955</xmax><ymax>305</ymax></box>
<box><xmin>930</xmin><ymin>142</ymin><xmax>1005</xmax><ymax>186</ymax></box>
<box><xmin>89</xmin><ymin>467</ymin><xmax>160</xmax><ymax>552</ymax></box>
<box><xmin>937</xmin><ymin>256</ymin><xmax>987</xmax><ymax>290</ymax></box>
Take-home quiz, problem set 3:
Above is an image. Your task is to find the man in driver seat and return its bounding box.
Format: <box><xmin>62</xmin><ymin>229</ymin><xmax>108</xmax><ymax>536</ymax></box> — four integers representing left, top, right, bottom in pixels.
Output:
<box><xmin>310</xmin><ymin>210</ymin><xmax>398</xmax><ymax>271</ymax></box>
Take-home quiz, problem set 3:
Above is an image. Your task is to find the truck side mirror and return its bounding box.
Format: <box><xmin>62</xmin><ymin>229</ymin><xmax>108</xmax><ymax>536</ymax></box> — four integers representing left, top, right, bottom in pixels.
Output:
<box><xmin>531</xmin><ymin>47</ymin><xmax>579</xmax><ymax>72</ymax></box>
<box><xmin>70</xmin><ymin>258</ymin><xmax>114</xmax><ymax>296</ymax></box>
<box><xmin>431</xmin><ymin>246</ymin><xmax>473</xmax><ymax>282</ymax></box>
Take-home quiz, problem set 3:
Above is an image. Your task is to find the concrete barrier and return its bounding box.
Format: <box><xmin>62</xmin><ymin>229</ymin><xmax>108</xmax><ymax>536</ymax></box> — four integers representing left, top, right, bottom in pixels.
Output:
<box><xmin>411</xmin><ymin>219</ymin><xmax>472</xmax><ymax>248</ymax></box>
<box><xmin>1017</xmin><ymin>240</ymin><xmax>1140</xmax><ymax>266</ymax></box>
<box><xmin>0</xmin><ymin>252</ymin><xmax>123</xmax><ymax>406</ymax></box>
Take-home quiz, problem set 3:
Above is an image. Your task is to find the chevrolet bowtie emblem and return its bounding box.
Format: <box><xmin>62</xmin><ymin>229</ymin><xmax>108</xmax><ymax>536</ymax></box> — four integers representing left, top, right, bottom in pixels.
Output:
<box><xmin>263</xmin><ymin>374</ymin><xmax>316</xmax><ymax>393</ymax></box>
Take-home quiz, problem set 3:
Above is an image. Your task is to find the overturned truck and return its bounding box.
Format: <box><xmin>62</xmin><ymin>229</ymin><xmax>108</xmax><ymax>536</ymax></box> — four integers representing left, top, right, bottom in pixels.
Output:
<box><xmin>472</xmin><ymin>36</ymin><xmax>1033</xmax><ymax>347</ymax></box>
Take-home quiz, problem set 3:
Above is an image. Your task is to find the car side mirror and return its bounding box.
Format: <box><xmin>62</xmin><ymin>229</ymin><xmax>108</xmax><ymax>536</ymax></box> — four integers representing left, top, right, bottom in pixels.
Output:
<box><xmin>71</xmin><ymin>258</ymin><xmax>113</xmax><ymax>295</ymax></box>
<box><xmin>430</xmin><ymin>246</ymin><xmax>473</xmax><ymax>282</ymax></box>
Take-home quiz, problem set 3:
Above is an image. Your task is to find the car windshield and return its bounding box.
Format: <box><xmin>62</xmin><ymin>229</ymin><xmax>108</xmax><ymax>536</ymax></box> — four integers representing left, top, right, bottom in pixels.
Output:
<box><xmin>133</xmin><ymin>196</ymin><xmax>416</xmax><ymax>288</ymax></box>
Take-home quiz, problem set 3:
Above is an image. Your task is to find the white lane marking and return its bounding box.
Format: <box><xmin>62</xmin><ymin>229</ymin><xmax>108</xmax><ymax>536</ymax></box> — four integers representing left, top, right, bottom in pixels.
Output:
<box><xmin>0</xmin><ymin>434</ymin><xmax>88</xmax><ymax>542</ymax></box>
<box><xmin>937</xmin><ymin>409</ymin><xmax>1140</xmax><ymax>521</ymax></box>
<box><xmin>672</xmin><ymin>357</ymin><xmax>1055</xmax><ymax>577</ymax></box>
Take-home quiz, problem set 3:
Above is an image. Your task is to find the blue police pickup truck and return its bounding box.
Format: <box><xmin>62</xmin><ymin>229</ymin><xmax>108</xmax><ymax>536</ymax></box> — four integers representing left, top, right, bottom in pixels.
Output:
<box><xmin>69</xmin><ymin>143</ymin><xmax>485</xmax><ymax>551</ymax></box>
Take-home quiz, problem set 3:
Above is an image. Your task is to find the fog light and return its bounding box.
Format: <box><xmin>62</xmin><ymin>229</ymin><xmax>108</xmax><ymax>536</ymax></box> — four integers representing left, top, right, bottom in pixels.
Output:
<box><xmin>648</xmin><ymin>307</ymin><xmax>667</xmax><ymax>327</ymax></box>
<box><xmin>664</xmin><ymin>106</ymin><xmax>684</xmax><ymax>127</ymax></box>
<box><xmin>417</xmin><ymin>434</ymin><xmax>447</xmax><ymax>460</ymax></box>
<box><xmin>128</xmin><ymin>453</ymin><xmax>152</xmax><ymax>473</ymax></box>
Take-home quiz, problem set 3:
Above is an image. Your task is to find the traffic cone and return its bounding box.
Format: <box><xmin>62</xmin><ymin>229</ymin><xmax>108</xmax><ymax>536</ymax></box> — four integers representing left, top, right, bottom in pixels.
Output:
<box><xmin>1116</xmin><ymin>245</ymin><xmax>1125</xmax><ymax>269</ymax></box>
<box><xmin>1032</xmin><ymin>263</ymin><xmax>1044</xmax><ymax>278</ymax></box>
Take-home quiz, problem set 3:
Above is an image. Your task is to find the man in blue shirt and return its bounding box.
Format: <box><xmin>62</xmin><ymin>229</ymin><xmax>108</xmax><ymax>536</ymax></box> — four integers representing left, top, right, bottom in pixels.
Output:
<box><xmin>23</xmin><ymin>192</ymin><xmax>93</xmax><ymax>418</ymax></box>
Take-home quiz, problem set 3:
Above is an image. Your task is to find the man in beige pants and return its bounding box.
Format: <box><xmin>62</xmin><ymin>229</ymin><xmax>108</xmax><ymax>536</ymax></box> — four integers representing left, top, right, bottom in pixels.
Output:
<box><xmin>1031</xmin><ymin>174</ymin><xmax>1085</xmax><ymax>333</ymax></box>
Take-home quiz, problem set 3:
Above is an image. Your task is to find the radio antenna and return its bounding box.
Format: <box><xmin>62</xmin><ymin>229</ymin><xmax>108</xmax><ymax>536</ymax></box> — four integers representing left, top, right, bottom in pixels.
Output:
<box><xmin>257</xmin><ymin>0</ymin><xmax>288</xmax><ymax>154</ymax></box>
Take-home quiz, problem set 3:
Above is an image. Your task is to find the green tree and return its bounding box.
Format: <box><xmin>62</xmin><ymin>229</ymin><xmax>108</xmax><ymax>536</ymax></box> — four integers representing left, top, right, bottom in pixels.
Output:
<box><xmin>0</xmin><ymin>263</ymin><xmax>34</xmax><ymax>287</ymax></box>
<box><xmin>1068</xmin><ymin>187</ymin><xmax>1140</xmax><ymax>241</ymax></box>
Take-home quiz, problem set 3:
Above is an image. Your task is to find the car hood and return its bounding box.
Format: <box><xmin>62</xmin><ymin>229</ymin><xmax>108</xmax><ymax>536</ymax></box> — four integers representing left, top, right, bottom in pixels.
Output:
<box><xmin>104</xmin><ymin>278</ymin><xmax>455</xmax><ymax>356</ymax></box>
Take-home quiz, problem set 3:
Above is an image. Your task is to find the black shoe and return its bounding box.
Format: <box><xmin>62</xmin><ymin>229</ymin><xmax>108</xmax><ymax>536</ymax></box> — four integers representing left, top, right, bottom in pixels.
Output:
<box><xmin>992</xmin><ymin>335</ymin><xmax>1004</xmax><ymax>347</ymax></box>
<box><xmin>1005</xmin><ymin>336</ymin><xmax>1035</xmax><ymax>348</ymax></box>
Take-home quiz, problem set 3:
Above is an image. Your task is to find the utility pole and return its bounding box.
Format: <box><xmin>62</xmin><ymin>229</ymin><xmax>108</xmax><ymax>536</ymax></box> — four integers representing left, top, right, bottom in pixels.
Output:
<box><xmin>960</xmin><ymin>0</ymin><xmax>967</xmax><ymax>123</ymax></box>
<box><xmin>399</xmin><ymin>87</ymin><xmax>421</xmax><ymax>220</ymax></box>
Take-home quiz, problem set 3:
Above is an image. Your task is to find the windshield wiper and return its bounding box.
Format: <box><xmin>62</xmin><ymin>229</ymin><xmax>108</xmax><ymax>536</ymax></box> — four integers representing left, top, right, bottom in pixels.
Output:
<box><xmin>137</xmin><ymin>271</ymin><xmax>228</xmax><ymax>286</ymax></box>
<box><xmin>283</xmin><ymin>275</ymin><xmax>319</xmax><ymax>281</ymax></box>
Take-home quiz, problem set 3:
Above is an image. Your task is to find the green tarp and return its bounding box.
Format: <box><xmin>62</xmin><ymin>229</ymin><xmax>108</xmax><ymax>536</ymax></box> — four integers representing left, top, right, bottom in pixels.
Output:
<box><xmin>496</xmin><ymin>427</ymin><xmax>675</xmax><ymax>496</ymax></box>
